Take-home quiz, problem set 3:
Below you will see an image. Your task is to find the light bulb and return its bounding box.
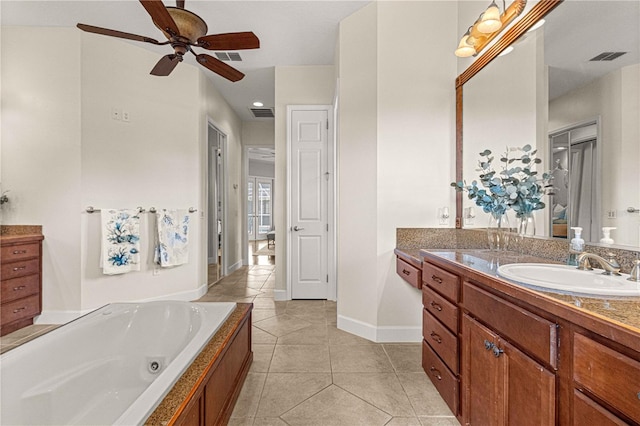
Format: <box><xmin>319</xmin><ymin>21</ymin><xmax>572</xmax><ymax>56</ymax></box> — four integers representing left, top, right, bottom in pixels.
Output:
<box><xmin>455</xmin><ymin>34</ymin><xmax>476</xmax><ymax>58</ymax></box>
<box><xmin>477</xmin><ymin>1</ymin><xmax>501</xmax><ymax>34</ymax></box>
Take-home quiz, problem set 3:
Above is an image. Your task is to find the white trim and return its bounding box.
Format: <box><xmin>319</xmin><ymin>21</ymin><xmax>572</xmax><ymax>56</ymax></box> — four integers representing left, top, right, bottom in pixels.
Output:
<box><xmin>207</xmin><ymin>120</ymin><xmax>228</xmax><ymax>276</ymax></box>
<box><xmin>286</xmin><ymin>104</ymin><xmax>335</xmax><ymax>301</ymax></box>
<box><xmin>228</xmin><ymin>260</ymin><xmax>243</xmax><ymax>274</ymax></box>
<box><xmin>273</xmin><ymin>289</ymin><xmax>288</xmax><ymax>301</ymax></box>
<box><xmin>337</xmin><ymin>315</ymin><xmax>423</xmax><ymax>343</ymax></box>
<box><xmin>36</xmin><ymin>283</ymin><xmax>209</xmax><ymax>324</ymax></box>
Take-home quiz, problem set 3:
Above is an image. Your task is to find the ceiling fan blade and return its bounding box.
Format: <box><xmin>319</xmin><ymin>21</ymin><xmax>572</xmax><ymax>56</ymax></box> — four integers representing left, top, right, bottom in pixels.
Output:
<box><xmin>150</xmin><ymin>54</ymin><xmax>181</xmax><ymax>76</ymax></box>
<box><xmin>195</xmin><ymin>54</ymin><xmax>244</xmax><ymax>82</ymax></box>
<box><xmin>140</xmin><ymin>0</ymin><xmax>180</xmax><ymax>37</ymax></box>
<box><xmin>77</xmin><ymin>23</ymin><xmax>162</xmax><ymax>45</ymax></box>
<box><xmin>176</xmin><ymin>0</ymin><xmax>185</xmax><ymax>8</ymax></box>
<box><xmin>197</xmin><ymin>32</ymin><xmax>260</xmax><ymax>50</ymax></box>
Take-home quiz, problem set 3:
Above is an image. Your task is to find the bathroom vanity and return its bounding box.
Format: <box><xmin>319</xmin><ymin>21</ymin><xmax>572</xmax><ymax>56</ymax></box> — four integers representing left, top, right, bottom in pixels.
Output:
<box><xmin>396</xmin><ymin>248</ymin><xmax>640</xmax><ymax>425</ymax></box>
<box><xmin>1</xmin><ymin>229</ymin><xmax>44</xmax><ymax>336</ymax></box>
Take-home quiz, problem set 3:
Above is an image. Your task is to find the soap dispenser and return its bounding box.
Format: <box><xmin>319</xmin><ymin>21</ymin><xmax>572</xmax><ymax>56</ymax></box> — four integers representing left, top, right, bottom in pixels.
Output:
<box><xmin>600</xmin><ymin>227</ymin><xmax>616</xmax><ymax>244</ymax></box>
<box><xmin>568</xmin><ymin>227</ymin><xmax>584</xmax><ymax>266</ymax></box>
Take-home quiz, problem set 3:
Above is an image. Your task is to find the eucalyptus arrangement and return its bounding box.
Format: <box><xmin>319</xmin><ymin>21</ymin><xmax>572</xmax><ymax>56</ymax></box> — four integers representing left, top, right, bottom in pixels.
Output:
<box><xmin>451</xmin><ymin>144</ymin><xmax>554</xmax><ymax>218</ymax></box>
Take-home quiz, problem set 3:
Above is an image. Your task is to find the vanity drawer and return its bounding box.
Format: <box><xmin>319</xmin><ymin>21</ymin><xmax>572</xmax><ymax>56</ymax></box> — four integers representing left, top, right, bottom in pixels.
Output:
<box><xmin>1</xmin><ymin>258</ymin><xmax>39</xmax><ymax>280</ymax></box>
<box><xmin>423</xmin><ymin>309</ymin><xmax>458</xmax><ymax>374</ymax></box>
<box><xmin>422</xmin><ymin>262</ymin><xmax>459</xmax><ymax>302</ymax></box>
<box><xmin>573</xmin><ymin>390</ymin><xmax>628</xmax><ymax>426</ymax></box>
<box><xmin>573</xmin><ymin>333</ymin><xmax>640</xmax><ymax>423</ymax></box>
<box><xmin>396</xmin><ymin>257</ymin><xmax>421</xmax><ymax>289</ymax></box>
<box><xmin>1</xmin><ymin>275</ymin><xmax>40</xmax><ymax>303</ymax></box>
<box><xmin>463</xmin><ymin>282</ymin><xmax>557</xmax><ymax>368</ymax></box>
<box><xmin>423</xmin><ymin>340</ymin><xmax>459</xmax><ymax>415</ymax></box>
<box><xmin>0</xmin><ymin>294</ymin><xmax>40</xmax><ymax>326</ymax></box>
<box><xmin>422</xmin><ymin>285</ymin><xmax>459</xmax><ymax>334</ymax></box>
<box><xmin>1</xmin><ymin>242</ymin><xmax>40</xmax><ymax>262</ymax></box>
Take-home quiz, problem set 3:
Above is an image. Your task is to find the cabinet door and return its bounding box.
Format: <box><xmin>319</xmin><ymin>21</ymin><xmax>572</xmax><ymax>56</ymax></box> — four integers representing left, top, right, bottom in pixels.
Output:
<box><xmin>462</xmin><ymin>314</ymin><xmax>503</xmax><ymax>425</ymax></box>
<box><xmin>502</xmin><ymin>338</ymin><xmax>556</xmax><ymax>425</ymax></box>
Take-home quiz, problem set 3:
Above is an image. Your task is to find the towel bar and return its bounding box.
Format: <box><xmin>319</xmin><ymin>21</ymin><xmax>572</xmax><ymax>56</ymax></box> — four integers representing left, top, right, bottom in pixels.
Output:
<box><xmin>86</xmin><ymin>206</ymin><xmax>197</xmax><ymax>214</ymax></box>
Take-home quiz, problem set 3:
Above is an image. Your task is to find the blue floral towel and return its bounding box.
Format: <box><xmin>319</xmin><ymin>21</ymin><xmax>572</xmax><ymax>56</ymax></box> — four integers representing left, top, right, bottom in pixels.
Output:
<box><xmin>101</xmin><ymin>209</ymin><xmax>141</xmax><ymax>275</ymax></box>
<box><xmin>154</xmin><ymin>209</ymin><xmax>190</xmax><ymax>267</ymax></box>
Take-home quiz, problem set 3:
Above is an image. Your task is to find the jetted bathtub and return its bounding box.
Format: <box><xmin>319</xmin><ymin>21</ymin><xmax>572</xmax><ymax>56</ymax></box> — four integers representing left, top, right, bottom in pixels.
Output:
<box><xmin>0</xmin><ymin>301</ymin><xmax>237</xmax><ymax>425</ymax></box>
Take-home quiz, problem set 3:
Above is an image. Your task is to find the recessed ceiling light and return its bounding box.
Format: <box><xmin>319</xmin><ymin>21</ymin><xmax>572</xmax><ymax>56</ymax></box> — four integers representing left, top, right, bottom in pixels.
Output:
<box><xmin>527</xmin><ymin>19</ymin><xmax>545</xmax><ymax>33</ymax></box>
<box><xmin>498</xmin><ymin>46</ymin><xmax>514</xmax><ymax>57</ymax></box>
<box><xmin>253</xmin><ymin>101</ymin><xmax>264</xmax><ymax>107</ymax></box>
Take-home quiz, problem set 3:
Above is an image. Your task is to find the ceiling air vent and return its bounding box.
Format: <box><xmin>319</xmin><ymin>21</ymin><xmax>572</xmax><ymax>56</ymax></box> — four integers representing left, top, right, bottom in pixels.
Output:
<box><xmin>250</xmin><ymin>108</ymin><xmax>275</xmax><ymax>119</ymax></box>
<box><xmin>589</xmin><ymin>52</ymin><xmax>627</xmax><ymax>61</ymax></box>
<box><xmin>214</xmin><ymin>52</ymin><xmax>243</xmax><ymax>62</ymax></box>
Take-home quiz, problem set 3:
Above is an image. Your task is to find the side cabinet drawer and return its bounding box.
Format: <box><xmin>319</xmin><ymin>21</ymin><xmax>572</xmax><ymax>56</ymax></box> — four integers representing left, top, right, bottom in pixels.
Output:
<box><xmin>396</xmin><ymin>257</ymin><xmax>421</xmax><ymax>289</ymax></box>
<box><xmin>573</xmin><ymin>333</ymin><xmax>640</xmax><ymax>423</ymax></box>
<box><xmin>423</xmin><ymin>340</ymin><xmax>459</xmax><ymax>416</ymax></box>
<box><xmin>423</xmin><ymin>310</ymin><xmax>458</xmax><ymax>374</ymax></box>
<box><xmin>1</xmin><ymin>258</ymin><xmax>40</xmax><ymax>280</ymax></box>
<box><xmin>573</xmin><ymin>390</ymin><xmax>628</xmax><ymax>426</ymax></box>
<box><xmin>1</xmin><ymin>275</ymin><xmax>40</xmax><ymax>303</ymax></box>
<box><xmin>422</xmin><ymin>262</ymin><xmax>459</xmax><ymax>302</ymax></box>
<box><xmin>463</xmin><ymin>282</ymin><xmax>557</xmax><ymax>368</ymax></box>
<box><xmin>1</xmin><ymin>242</ymin><xmax>40</xmax><ymax>262</ymax></box>
<box><xmin>422</xmin><ymin>285</ymin><xmax>459</xmax><ymax>334</ymax></box>
<box><xmin>0</xmin><ymin>294</ymin><xmax>40</xmax><ymax>326</ymax></box>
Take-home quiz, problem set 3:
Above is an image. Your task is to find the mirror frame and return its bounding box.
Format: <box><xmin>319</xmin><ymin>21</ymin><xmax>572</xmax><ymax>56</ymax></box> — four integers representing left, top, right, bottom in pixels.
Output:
<box><xmin>454</xmin><ymin>0</ymin><xmax>563</xmax><ymax>228</ymax></box>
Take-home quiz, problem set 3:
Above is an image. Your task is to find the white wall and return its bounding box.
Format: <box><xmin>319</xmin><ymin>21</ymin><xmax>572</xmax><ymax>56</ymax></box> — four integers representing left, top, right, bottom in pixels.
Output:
<box><xmin>1</xmin><ymin>27</ymin><xmax>244</xmax><ymax>320</ymax></box>
<box><xmin>337</xmin><ymin>1</ymin><xmax>458</xmax><ymax>342</ymax></box>
<box><xmin>549</xmin><ymin>64</ymin><xmax>640</xmax><ymax>247</ymax></box>
<box><xmin>1</xmin><ymin>27</ymin><xmax>83</xmax><ymax>314</ymax></box>
<box><xmin>273</xmin><ymin>66</ymin><xmax>336</xmax><ymax>293</ymax></box>
<box><xmin>242</xmin><ymin>121</ymin><xmax>275</xmax><ymax>147</ymax></box>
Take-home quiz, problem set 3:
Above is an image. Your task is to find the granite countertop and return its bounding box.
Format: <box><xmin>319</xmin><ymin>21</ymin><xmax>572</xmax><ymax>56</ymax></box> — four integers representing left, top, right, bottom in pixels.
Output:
<box><xmin>418</xmin><ymin>249</ymin><xmax>640</xmax><ymax>335</ymax></box>
<box><xmin>0</xmin><ymin>225</ymin><xmax>44</xmax><ymax>244</ymax></box>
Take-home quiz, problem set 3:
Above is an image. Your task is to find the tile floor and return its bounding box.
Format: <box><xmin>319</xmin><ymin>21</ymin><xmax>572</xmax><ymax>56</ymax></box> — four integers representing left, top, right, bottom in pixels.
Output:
<box><xmin>198</xmin><ymin>264</ymin><xmax>459</xmax><ymax>426</ymax></box>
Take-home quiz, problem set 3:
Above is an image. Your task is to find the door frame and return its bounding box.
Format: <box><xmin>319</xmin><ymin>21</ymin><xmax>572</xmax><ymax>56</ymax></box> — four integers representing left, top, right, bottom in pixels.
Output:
<box><xmin>286</xmin><ymin>105</ymin><xmax>336</xmax><ymax>301</ymax></box>
<box><xmin>207</xmin><ymin>120</ymin><xmax>228</xmax><ymax>276</ymax></box>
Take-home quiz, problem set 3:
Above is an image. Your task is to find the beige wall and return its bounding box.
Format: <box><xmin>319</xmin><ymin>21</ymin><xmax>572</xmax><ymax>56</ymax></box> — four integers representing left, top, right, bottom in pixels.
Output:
<box><xmin>242</xmin><ymin>121</ymin><xmax>275</xmax><ymax>147</ymax></box>
<box><xmin>1</xmin><ymin>27</ymin><xmax>244</xmax><ymax>320</ymax></box>
<box><xmin>337</xmin><ymin>1</ymin><xmax>458</xmax><ymax>341</ymax></box>
<box><xmin>273</xmin><ymin>65</ymin><xmax>336</xmax><ymax>293</ymax></box>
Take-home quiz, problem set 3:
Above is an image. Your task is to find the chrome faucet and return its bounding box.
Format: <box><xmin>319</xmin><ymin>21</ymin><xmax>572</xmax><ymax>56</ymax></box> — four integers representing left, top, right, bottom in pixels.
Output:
<box><xmin>576</xmin><ymin>252</ymin><xmax>621</xmax><ymax>276</ymax></box>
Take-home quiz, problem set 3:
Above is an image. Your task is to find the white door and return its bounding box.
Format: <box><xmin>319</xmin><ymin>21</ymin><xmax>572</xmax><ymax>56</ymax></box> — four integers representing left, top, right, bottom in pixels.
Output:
<box><xmin>289</xmin><ymin>108</ymin><xmax>329</xmax><ymax>299</ymax></box>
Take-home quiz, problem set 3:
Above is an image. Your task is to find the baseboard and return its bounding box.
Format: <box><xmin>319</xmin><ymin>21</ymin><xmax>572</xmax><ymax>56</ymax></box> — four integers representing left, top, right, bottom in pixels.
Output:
<box><xmin>36</xmin><ymin>283</ymin><xmax>209</xmax><ymax>325</ymax></box>
<box><xmin>337</xmin><ymin>314</ymin><xmax>422</xmax><ymax>343</ymax></box>
<box><xmin>273</xmin><ymin>289</ymin><xmax>288</xmax><ymax>301</ymax></box>
<box><xmin>228</xmin><ymin>260</ymin><xmax>243</xmax><ymax>273</ymax></box>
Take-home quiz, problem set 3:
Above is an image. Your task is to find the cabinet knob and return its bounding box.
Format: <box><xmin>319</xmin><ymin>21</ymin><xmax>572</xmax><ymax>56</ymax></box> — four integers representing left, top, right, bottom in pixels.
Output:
<box><xmin>429</xmin><ymin>366</ymin><xmax>442</xmax><ymax>381</ymax></box>
<box><xmin>13</xmin><ymin>307</ymin><xmax>26</xmax><ymax>314</ymax></box>
<box><xmin>402</xmin><ymin>269</ymin><xmax>411</xmax><ymax>276</ymax></box>
<box><xmin>12</xmin><ymin>285</ymin><xmax>26</xmax><ymax>291</ymax></box>
<box><xmin>431</xmin><ymin>275</ymin><xmax>443</xmax><ymax>284</ymax></box>
<box><xmin>484</xmin><ymin>339</ymin><xmax>494</xmax><ymax>350</ymax></box>
<box><xmin>12</xmin><ymin>249</ymin><xmax>27</xmax><ymax>255</ymax></box>
<box><xmin>492</xmin><ymin>346</ymin><xmax>504</xmax><ymax>358</ymax></box>
<box><xmin>430</xmin><ymin>332</ymin><xmax>442</xmax><ymax>344</ymax></box>
<box><xmin>429</xmin><ymin>301</ymin><xmax>443</xmax><ymax>312</ymax></box>
<box><xmin>12</xmin><ymin>266</ymin><xmax>27</xmax><ymax>271</ymax></box>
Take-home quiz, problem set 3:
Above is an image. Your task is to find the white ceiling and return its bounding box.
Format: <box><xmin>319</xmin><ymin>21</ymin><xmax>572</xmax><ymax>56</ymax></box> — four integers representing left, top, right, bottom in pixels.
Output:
<box><xmin>1</xmin><ymin>0</ymin><xmax>369</xmax><ymax>121</ymax></box>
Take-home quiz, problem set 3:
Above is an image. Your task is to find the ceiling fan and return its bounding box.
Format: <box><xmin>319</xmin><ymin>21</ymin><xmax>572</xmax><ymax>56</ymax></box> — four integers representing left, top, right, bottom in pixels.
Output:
<box><xmin>77</xmin><ymin>0</ymin><xmax>259</xmax><ymax>82</ymax></box>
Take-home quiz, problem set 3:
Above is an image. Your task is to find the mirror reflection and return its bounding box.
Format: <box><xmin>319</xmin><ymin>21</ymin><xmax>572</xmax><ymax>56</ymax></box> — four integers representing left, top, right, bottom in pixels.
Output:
<box><xmin>462</xmin><ymin>0</ymin><xmax>640</xmax><ymax>248</ymax></box>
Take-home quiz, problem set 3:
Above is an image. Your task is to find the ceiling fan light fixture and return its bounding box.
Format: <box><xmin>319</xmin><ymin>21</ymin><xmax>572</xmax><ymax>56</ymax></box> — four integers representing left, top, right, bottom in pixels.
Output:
<box><xmin>477</xmin><ymin>1</ymin><xmax>502</xmax><ymax>34</ymax></box>
<box><xmin>154</xmin><ymin>7</ymin><xmax>208</xmax><ymax>43</ymax></box>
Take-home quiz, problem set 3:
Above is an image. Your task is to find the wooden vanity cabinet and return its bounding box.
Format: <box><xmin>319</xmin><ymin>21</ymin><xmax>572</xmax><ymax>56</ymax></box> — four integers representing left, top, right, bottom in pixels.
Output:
<box><xmin>1</xmin><ymin>235</ymin><xmax>44</xmax><ymax>336</ymax></box>
<box><xmin>396</xmin><ymin>257</ymin><xmax>422</xmax><ymax>289</ymax></box>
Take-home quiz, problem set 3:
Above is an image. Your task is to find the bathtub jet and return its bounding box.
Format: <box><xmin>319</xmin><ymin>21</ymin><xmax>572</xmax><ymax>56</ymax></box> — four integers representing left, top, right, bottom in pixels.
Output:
<box><xmin>0</xmin><ymin>301</ymin><xmax>236</xmax><ymax>425</ymax></box>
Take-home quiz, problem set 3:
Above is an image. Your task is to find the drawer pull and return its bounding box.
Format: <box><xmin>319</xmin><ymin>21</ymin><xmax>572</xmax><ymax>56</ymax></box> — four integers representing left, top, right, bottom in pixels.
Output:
<box><xmin>430</xmin><ymin>332</ymin><xmax>442</xmax><ymax>344</ymax></box>
<box><xmin>431</xmin><ymin>275</ymin><xmax>443</xmax><ymax>284</ymax></box>
<box><xmin>12</xmin><ymin>249</ymin><xmax>28</xmax><ymax>255</ymax></box>
<box><xmin>492</xmin><ymin>346</ymin><xmax>504</xmax><ymax>358</ymax></box>
<box><xmin>12</xmin><ymin>285</ymin><xmax>27</xmax><ymax>291</ymax></box>
<box><xmin>13</xmin><ymin>307</ymin><xmax>26</xmax><ymax>313</ymax></box>
<box><xmin>402</xmin><ymin>269</ymin><xmax>411</xmax><ymax>276</ymax></box>
<box><xmin>12</xmin><ymin>266</ymin><xmax>27</xmax><ymax>271</ymax></box>
<box><xmin>429</xmin><ymin>366</ymin><xmax>442</xmax><ymax>381</ymax></box>
<box><xmin>429</xmin><ymin>301</ymin><xmax>443</xmax><ymax>312</ymax></box>
<box><xmin>484</xmin><ymin>339</ymin><xmax>494</xmax><ymax>351</ymax></box>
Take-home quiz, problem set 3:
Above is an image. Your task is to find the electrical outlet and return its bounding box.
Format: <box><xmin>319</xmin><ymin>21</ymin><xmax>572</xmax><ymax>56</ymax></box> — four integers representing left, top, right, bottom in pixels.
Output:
<box><xmin>111</xmin><ymin>107</ymin><xmax>121</xmax><ymax>120</ymax></box>
<box><xmin>122</xmin><ymin>110</ymin><xmax>130</xmax><ymax>122</ymax></box>
<box><xmin>607</xmin><ymin>210</ymin><xmax>617</xmax><ymax>219</ymax></box>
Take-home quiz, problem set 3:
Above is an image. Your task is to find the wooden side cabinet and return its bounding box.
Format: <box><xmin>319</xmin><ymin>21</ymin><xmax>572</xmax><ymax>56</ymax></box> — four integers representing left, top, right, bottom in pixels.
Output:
<box><xmin>1</xmin><ymin>235</ymin><xmax>44</xmax><ymax>336</ymax></box>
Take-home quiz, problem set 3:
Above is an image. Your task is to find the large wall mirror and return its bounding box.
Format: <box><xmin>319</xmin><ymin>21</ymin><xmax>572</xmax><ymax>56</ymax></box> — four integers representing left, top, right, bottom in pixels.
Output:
<box><xmin>457</xmin><ymin>0</ymin><xmax>640</xmax><ymax>249</ymax></box>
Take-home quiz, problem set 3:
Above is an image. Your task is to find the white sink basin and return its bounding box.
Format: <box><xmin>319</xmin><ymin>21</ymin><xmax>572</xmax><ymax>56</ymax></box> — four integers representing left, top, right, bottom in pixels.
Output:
<box><xmin>497</xmin><ymin>263</ymin><xmax>640</xmax><ymax>297</ymax></box>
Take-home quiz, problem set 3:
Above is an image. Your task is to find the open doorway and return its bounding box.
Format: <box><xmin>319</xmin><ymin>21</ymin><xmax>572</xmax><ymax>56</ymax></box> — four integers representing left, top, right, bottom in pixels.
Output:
<box><xmin>245</xmin><ymin>147</ymin><xmax>275</xmax><ymax>266</ymax></box>
<box><xmin>208</xmin><ymin>123</ymin><xmax>227</xmax><ymax>284</ymax></box>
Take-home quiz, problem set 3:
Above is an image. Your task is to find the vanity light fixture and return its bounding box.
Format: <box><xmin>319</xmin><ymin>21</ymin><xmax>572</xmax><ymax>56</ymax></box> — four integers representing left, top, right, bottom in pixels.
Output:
<box><xmin>454</xmin><ymin>0</ymin><xmax>526</xmax><ymax>58</ymax></box>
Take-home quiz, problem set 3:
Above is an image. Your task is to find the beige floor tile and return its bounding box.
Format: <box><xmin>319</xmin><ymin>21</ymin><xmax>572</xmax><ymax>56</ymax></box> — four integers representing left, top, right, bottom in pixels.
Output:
<box><xmin>254</xmin><ymin>314</ymin><xmax>312</xmax><ymax>337</ymax></box>
<box><xmin>254</xmin><ymin>288</ymin><xmax>275</xmax><ymax>298</ymax></box>
<box><xmin>418</xmin><ymin>417</ymin><xmax>460</xmax><ymax>425</ymax></box>
<box><xmin>227</xmin><ymin>418</ymin><xmax>254</xmax><ymax>426</ymax></box>
<box><xmin>276</xmin><ymin>323</ymin><xmax>329</xmax><ymax>345</ymax></box>
<box><xmin>386</xmin><ymin>418</ymin><xmax>423</xmax><ymax>426</ymax></box>
<box><xmin>286</xmin><ymin>300</ymin><xmax>326</xmax><ymax>311</ymax></box>
<box><xmin>255</xmin><ymin>372</ymin><xmax>332</xmax><ymax>417</ymax></box>
<box><xmin>328</xmin><ymin>327</ymin><xmax>375</xmax><ymax>345</ymax></box>
<box><xmin>397</xmin><ymin>373</ymin><xmax>454</xmax><ymax>417</ymax></box>
<box><xmin>332</xmin><ymin>373</ymin><xmax>415</xmax><ymax>416</ymax></box>
<box><xmin>252</xmin><ymin>298</ymin><xmax>286</xmax><ymax>311</ymax></box>
<box><xmin>251</xmin><ymin>344</ymin><xmax>276</xmax><ymax>372</ymax></box>
<box><xmin>286</xmin><ymin>311</ymin><xmax>328</xmax><ymax>325</ymax></box>
<box><xmin>252</xmin><ymin>309</ymin><xmax>278</xmax><ymax>322</ymax></box>
<box><xmin>252</xmin><ymin>417</ymin><xmax>289</xmax><ymax>426</ymax></box>
<box><xmin>330</xmin><ymin>345</ymin><xmax>395</xmax><ymax>373</ymax></box>
<box><xmin>280</xmin><ymin>384</ymin><xmax>392</xmax><ymax>426</ymax></box>
<box><xmin>252</xmin><ymin>327</ymin><xmax>278</xmax><ymax>345</ymax></box>
<box><xmin>383</xmin><ymin>344</ymin><xmax>424</xmax><ymax>373</ymax></box>
<box><xmin>269</xmin><ymin>345</ymin><xmax>331</xmax><ymax>373</ymax></box>
<box><xmin>231</xmin><ymin>372</ymin><xmax>267</xmax><ymax>419</ymax></box>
